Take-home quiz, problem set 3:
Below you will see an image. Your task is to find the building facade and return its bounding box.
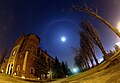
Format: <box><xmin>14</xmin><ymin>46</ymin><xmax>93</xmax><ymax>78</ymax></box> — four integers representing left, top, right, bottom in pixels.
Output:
<box><xmin>1</xmin><ymin>33</ymin><xmax>55</xmax><ymax>79</ymax></box>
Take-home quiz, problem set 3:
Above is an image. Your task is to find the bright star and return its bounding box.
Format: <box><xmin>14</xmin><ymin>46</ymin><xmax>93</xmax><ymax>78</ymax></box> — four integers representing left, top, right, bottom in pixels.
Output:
<box><xmin>61</xmin><ymin>36</ymin><xmax>66</xmax><ymax>42</ymax></box>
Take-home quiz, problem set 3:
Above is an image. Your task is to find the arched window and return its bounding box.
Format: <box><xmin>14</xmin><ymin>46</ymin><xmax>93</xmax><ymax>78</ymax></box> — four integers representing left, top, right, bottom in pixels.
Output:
<box><xmin>30</xmin><ymin>67</ymin><xmax>35</xmax><ymax>74</ymax></box>
<box><xmin>11</xmin><ymin>64</ymin><xmax>13</xmax><ymax>67</ymax></box>
<box><xmin>7</xmin><ymin>64</ymin><xmax>10</xmax><ymax>74</ymax></box>
<box><xmin>16</xmin><ymin>65</ymin><xmax>20</xmax><ymax>72</ymax></box>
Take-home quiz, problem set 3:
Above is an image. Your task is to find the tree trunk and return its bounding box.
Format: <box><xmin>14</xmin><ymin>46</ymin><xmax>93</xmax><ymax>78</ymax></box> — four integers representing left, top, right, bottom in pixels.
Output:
<box><xmin>92</xmin><ymin>53</ymin><xmax>99</xmax><ymax>65</ymax></box>
<box><xmin>87</xmin><ymin>54</ymin><xmax>94</xmax><ymax>67</ymax></box>
<box><xmin>94</xmin><ymin>14</ymin><xmax>120</xmax><ymax>38</ymax></box>
<box><xmin>82</xmin><ymin>58</ymin><xmax>87</xmax><ymax>70</ymax></box>
<box><xmin>81</xmin><ymin>65</ymin><xmax>84</xmax><ymax>71</ymax></box>
<box><xmin>98</xmin><ymin>43</ymin><xmax>109</xmax><ymax>60</ymax></box>
<box><xmin>84</xmin><ymin>55</ymin><xmax>90</xmax><ymax>70</ymax></box>
<box><xmin>84</xmin><ymin>62</ymin><xmax>88</xmax><ymax>70</ymax></box>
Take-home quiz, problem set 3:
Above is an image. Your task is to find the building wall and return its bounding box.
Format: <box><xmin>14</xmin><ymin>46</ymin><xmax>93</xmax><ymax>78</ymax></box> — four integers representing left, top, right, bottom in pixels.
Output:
<box><xmin>6</xmin><ymin>34</ymin><xmax>25</xmax><ymax>75</ymax></box>
<box><xmin>22</xmin><ymin>51</ymin><xmax>38</xmax><ymax>78</ymax></box>
<box><xmin>4</xmin><ymin>33</ymin><xmax>55</xmax><ymax>79</ymax></box>
<box><xmin>14</xmin><ymin>52</ymin><xmax>25</xmax><ymax>76</ymax></box>
<box><xmin>6</xmin><ymin>45</ymin><xmax>21</xmax><ymax>75</ymax></box>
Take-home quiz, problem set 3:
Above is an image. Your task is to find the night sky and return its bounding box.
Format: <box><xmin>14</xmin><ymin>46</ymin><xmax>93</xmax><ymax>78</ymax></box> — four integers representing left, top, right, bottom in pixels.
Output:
<box><xmin>0</xmin><ymin>0</ymin><xmax>120</xmax><ymax>69</ymax></box>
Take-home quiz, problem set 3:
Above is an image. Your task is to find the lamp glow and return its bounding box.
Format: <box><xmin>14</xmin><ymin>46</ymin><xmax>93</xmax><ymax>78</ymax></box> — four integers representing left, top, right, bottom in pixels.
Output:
<box><xmin>117</xmin><ymin>22</ymin><xmax>120</xmax><ymax>32</ymax></box>
<box><xmin>72</xmin><ymin>68</ymin><xmax>79</xmax><ymax>74</ymax></box>
<box><xmin>1</xmin><ymin>70</ymin><xmax>4</xmax><ymax>73</ymax></box>
<box><xmin>21</xmin><ymin>76</ymin><xmax>25</xmax><ymax>79</ymax></box>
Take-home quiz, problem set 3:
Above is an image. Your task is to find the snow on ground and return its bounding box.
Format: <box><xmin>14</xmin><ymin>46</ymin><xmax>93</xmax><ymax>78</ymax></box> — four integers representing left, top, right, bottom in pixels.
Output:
<box><xmin>1</xmin><ymin>62</ymin><xmax>120</xmax><ymax>83</ymax></box>
<box><xmin>0</xmin><ymin>73</ymin><xmax>45</xmax><ymax>83</ymax></box>
<box><xmin>49</xmin><ymin>62</ymin><xmax>120</xmax><ymax>83</ymax></box>
<box><xmin>61</xmin><ymin>62</ymin><xmax>120</xmax><ymax>83</ymax></box>
<box><xmin>0</xmin><ymin>73</ymin><xmax>31</xmax><ymax>83</ymax></box>
<box><xmin>47</xmin><ymin>78</ymin><xmax>67</xmax><ymax>83</ymax></box>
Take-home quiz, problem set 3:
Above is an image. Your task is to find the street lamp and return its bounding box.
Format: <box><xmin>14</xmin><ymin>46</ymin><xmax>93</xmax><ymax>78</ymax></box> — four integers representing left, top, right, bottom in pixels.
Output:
<box><xmin>1</xmin><ymin>69</ymin><xmax>4</xmax><ymax>73</ymax></box>
<box><xmin>72</xmin><ymin>68</ymin><xmax>79</xmax><ymax>74</ymax></box>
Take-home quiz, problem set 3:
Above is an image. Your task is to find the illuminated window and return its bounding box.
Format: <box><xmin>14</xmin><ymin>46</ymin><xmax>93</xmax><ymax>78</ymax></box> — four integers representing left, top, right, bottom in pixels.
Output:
<box><xmin>7</xmin><ymin>64</ymin><xmax>10</xmax><ymax>74</ymax></box>
<box><xmin>12</xmin><ymin>49</ymin><xmax>17</xmax><ymax>56</ymax></box>
<box><xmin>20</xmin><ymin>55</ymin><xmax>22</xmax><ymax>58</ymax></box>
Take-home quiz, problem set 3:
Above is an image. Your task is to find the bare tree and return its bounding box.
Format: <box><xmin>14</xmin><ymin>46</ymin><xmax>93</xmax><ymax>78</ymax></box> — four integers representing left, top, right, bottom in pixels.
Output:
<box><xmin>114</xmin><ymin>44</ymin><xmax>120</xmax><ymax>52</ymax></box>
<box><xmin>80</xmin><ymin>32</ymin><xmax>94</xmax><ymax>67</ymax></box>
<box><xmin>0</xmin><ymin>48</ymin><xmax>8</xmax><ymax>67</ymax></box>
<box><xmin>73</xmin><ymin>4</ymin><xmax>120</xmax><ymax>38</ymax></box>
<box><xmin>80</xmin><ymin>21</ymin><xmax>109</xmax><ymax>60</ymax></box>
<box><xmin>73</xmin><ymin>30</ymin><xmax>99</xmax><ymax>71</ymax></box>
<box><xmin>79</xmin><ymin>31</ymin><xmax>99</xmax><ymax>65</ymax></box>
<box><xmin>73</xmin><ymin>48</ymin><xmax>89</xmax><ymax>71</ymax></box>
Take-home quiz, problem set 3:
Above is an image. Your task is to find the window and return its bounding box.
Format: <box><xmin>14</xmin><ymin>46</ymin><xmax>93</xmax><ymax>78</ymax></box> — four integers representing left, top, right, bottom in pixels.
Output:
<box><xmin>41</xmin><ymin>54</ymin><xmax>46</xmax><ymax>62</ymax></box>
<box><xmin>20</xmin><ymin>55</ymin><xmax>22</xmax><ymax>58</ymax></box>
<box><xmin>33</xmin><ymin>58</ymin><xmax>35</xmax><ymax>60</ymax></box>
<box><xmin>7</xmin><ymin>64</ymin><xmax>10</xmax><ymax>74</ymax></box>
<box><xmin>30</xmin><ymin>67</ymin><xmax>35</xmax><ymax>74</ymax></box>
<box><xmin>12</xmin><ymin>49</ymin><xmax>17</xmax><ymax>56</ymax></box>
<box><xmin>31</xmin><ymin>69</ymin><xmax>33</xmax><ymax>74</ymax></box>
<box><xmin>16</xmin><ymin>65</ymin><xmax>20</xmax><ymax>72</ymax></box>
<box><xmin>11</xmin><ymin>64</ymin><xmax>13</xmax><ymax>67</ymax></box>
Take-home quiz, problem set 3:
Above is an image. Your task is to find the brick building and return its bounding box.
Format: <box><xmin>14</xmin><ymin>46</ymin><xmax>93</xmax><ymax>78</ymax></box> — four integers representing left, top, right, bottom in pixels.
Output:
<box><xmin>1</xmin><ymin>33</ymin><xmax>55</xmax><ymax>79</ymax></box>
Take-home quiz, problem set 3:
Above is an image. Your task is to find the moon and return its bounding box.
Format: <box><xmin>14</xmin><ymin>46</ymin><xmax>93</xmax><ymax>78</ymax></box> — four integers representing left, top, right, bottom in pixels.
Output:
<box><xmin>61</xmin><ymin>36</ymin><xmax>66</xmax><ymax>42</ymax></box>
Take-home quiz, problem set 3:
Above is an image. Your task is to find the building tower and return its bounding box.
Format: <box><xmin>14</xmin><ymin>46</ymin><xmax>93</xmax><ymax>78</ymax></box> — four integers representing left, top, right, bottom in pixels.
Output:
<box><xmin>6</xmin><ymin>33</ymin><xmax>25</xmax><ymax>75</ymax></box>
<box><xmin>6</xmin><ymin>33</ymin><xmax>40</xmax><ymax>78</ymax></box>
<box><xmin>5</xmin><ymin>33</ymin><xmax>55</xmax><ymax>79</ymax></box>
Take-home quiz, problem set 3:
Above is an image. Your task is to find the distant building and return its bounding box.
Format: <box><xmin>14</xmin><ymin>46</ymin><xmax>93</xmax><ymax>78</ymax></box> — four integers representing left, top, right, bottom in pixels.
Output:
<box><xmin>0</xmin><ymin>33</ymin><xmax>55</xmax><ymax>79</ymax></box>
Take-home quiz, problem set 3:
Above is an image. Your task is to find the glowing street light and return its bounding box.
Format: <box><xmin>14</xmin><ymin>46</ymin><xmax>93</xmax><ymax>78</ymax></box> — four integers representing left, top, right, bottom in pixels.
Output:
<box><xmin>72</xmin><ymin>68</ymin><xmax>79</xmax><ymax>74</ymax></box>
<box><xmin>117</xmin><ymin>22</ymin><xmax>120</xmax><ymax>32</ymax></box>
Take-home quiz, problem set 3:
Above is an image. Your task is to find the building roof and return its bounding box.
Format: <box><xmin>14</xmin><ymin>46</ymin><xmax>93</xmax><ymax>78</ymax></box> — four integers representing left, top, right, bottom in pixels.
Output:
<box><xmin>40</xmin><ymin>48</ymin><xmax>55</xmax><ymax>61</ymax></box>
<box><xmin>26</xmin><ymin>33</ymin><xmax>40</xmax><ymax>43</ymax></box>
